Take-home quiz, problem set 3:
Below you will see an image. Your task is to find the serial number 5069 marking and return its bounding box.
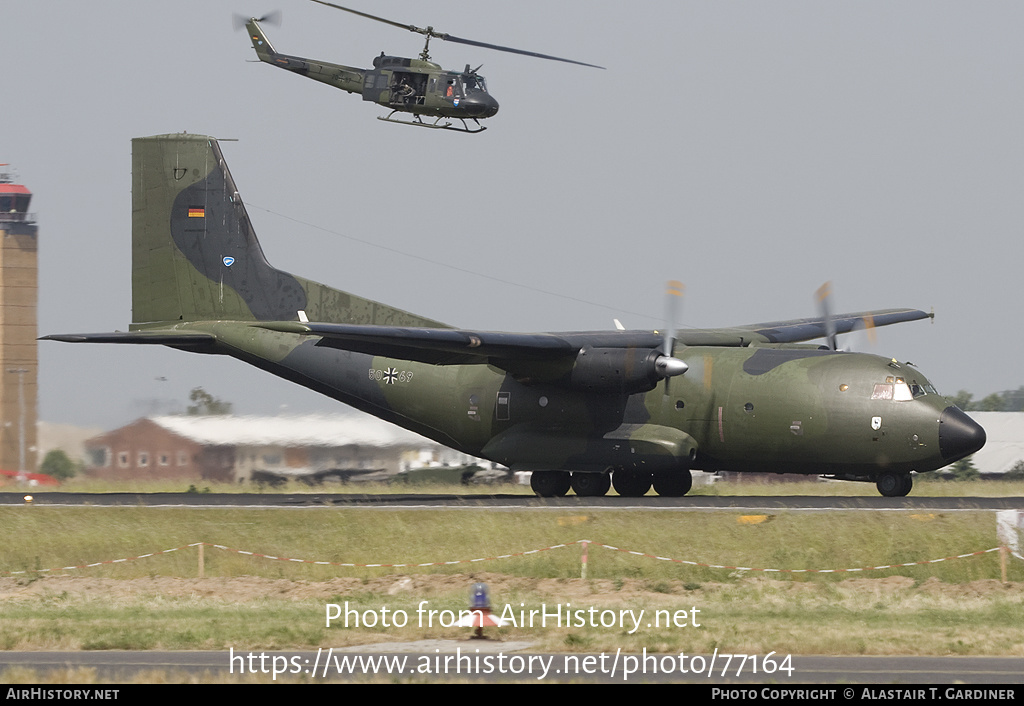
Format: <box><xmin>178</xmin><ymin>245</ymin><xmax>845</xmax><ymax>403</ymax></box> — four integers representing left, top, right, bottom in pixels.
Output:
<box><xmin>369</xmin><ymin>368</ymin><xmax>414</xmax><ymax>385</ymax></box>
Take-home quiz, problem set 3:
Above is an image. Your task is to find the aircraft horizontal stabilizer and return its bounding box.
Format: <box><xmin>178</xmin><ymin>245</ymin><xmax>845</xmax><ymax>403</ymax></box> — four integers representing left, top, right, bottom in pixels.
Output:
<box><xmin>39</xmin><ymin>331</ymin><xmax>216</xmax><ymax>349</ymax></box>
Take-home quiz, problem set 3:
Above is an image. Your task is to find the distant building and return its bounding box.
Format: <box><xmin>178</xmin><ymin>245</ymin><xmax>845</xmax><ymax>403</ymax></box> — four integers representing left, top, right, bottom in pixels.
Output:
<box><xmin>82</xmin><ymin>414</ymin><xmax>482</xmax><ymax>483</ymax></box>
<box><xmin>0</xmin><ymin>166</ymin><xmax>38</xmax><ymax>473</ymax></box>
<box><xmin>965</xmin><ymin>412</ymin><xmax>1024</xmax><ymax>476</ymax></box>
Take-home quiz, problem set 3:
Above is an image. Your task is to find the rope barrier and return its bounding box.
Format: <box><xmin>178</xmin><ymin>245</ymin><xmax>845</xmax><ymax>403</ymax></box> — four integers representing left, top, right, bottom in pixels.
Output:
<box><xmin>2</xmin><ymin>540</ymin><xmax>1015</xmax><ymax>577</ymax></box>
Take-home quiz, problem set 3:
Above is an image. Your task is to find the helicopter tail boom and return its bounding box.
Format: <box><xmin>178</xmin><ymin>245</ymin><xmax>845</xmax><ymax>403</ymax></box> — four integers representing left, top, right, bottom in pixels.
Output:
<box><xmin>245</xmin><ymin>19</ymin><xmax>365</xmax><ymax>95</ymax></box>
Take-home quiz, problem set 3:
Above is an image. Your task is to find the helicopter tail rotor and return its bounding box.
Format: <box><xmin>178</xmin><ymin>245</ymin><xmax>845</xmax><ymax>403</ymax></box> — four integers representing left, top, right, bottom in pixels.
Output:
<box><xmin>233</xmin><ymin>10</ymin><xmax>282</xmax><ymax>32</ymax></box>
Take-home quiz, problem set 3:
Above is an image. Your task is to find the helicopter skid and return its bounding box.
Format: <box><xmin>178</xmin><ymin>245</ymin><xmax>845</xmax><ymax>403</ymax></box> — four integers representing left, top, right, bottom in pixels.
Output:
<box><xmin>378</xmin><ymin>111</ymin><xmax>487</xmax><ymax>134</ymax></box>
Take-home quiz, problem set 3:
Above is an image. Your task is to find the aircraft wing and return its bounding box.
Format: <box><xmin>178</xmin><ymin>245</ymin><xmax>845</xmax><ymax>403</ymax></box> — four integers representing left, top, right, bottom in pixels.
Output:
<box><xmin>257</xmin><ymin>321</ymin><xmax>661</xmax><ymax>364</ymax></box>
<box><xmin>259</xmin><ymin>308</ymin><xmax>930</xmax><ymax>362</ymax></box>
<box><xmin>43</xmin><ymin>307</ymin><xmax>930</xmax><ymax>362</ymax></box>
<box><xmin>726</xmin><ymin>308</ymin><xmax>932</xmax><ymax>344</ymax></box>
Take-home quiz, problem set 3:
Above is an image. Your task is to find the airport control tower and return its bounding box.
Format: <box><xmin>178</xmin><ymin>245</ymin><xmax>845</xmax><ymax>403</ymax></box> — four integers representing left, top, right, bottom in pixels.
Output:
<box><xmin>0</xmin><ymin>166</ymin><xmax>38</xmax><ymax>473</ymax></box>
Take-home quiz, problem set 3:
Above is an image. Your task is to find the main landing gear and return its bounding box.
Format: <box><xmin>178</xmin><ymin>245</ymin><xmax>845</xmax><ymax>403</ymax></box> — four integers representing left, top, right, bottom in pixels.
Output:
<box><xmin>530</xmin><ymin>468</ymin><xmax>693</xmax><ymax>498</ymax></box>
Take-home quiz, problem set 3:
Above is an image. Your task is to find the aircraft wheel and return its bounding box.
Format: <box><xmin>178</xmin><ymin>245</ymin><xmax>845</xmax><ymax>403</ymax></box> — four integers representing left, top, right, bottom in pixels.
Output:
<box><xmin>611</xmin><ymin>468</ymin><xmax>652</xmax><ymax>497</ymax></box>
<box><xmin>571</xmin><ymin>472</ymin><xmax>611</xmax><ymax>497</ymax></box>
<box><xmin>530</xmin><ymin>471</ymin><xmax>571</xmax><ymax>497</ymax></box>
<box><xmin>900</xmin><ymin>474</ymin><xmax>914</xmax><ymax>496</ymax></box>
<box><xmin>876</xmin><ymin>471</ymin><xmax>911</xmax><ymax>497</ymax></box>
<box><xmin>652</xmin><ymin>469</ymin><xmax>692</xmax><ymax>497</ymax></box>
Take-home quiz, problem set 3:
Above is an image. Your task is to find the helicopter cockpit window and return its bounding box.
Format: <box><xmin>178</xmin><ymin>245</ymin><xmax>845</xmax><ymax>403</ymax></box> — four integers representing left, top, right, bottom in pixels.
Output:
<box><xmin>444</xmin><ymin>78</ymin><xmax>464</xmax><ymax>99</ymax></box>
<box><xmin>464</xmin><ymin>75</ymin><xmax>487</xmax><ymax>93</ymax></box>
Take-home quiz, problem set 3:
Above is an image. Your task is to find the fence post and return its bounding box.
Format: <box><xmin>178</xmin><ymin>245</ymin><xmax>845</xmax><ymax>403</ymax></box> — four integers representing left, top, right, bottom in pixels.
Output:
<box><xmin>198</xmin><ymin>542</ymin><xmax>205</xmax><ymax>578</ymax></box>
<box><xmin>580</xmin><ymin>540</ymin><xmax>590</xmax><ymax>580</ymax></box>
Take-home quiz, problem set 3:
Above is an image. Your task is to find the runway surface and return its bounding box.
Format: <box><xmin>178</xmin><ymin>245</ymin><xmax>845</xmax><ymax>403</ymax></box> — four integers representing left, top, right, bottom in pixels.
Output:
<box><xmin>0</xmin><ymin>491</ymin><xmax>1021</xmax><ymax>510</ymax></box>
<box><xmin>2</xmin><ymin>649</ymin><xmax>1023</xmax><ymax>684</ymax></box>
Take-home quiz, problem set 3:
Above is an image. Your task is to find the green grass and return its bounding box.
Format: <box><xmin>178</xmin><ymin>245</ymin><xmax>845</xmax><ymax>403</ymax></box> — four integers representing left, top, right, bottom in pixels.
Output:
<box><xmin>1</xmin><ymin>575</ymin><xmax>1022</xmax><ymax>656</ymax></box>
<box><xmin>0</xmin><ymin>506</ymin><xmax>1016</xmax><ymax>583</ymax></box>
<box><xmin>0</xmin><ymin>505</ymin><xmax>1021</xmax><ymax>663</ymax></box>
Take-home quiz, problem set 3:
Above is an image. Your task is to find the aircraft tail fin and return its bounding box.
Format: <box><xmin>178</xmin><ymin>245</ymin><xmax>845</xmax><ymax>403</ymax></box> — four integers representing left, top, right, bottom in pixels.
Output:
<box><xmin>130</xmin><ymin>133</ymin><xmax>446</xmax><ymax>330</ymax></box>
<box><xmin>245</xmin><ymin>19</ymin><xmax>278</xmax><ymax>62</ymax></box>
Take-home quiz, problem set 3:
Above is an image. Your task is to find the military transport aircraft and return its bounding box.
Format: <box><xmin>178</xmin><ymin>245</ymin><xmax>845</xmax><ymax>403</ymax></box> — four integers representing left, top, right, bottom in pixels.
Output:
<box><xmin>238</xmin><ymin>2</ymin><xmax>603</xmax><ymax>133</ymax></box>
<box><xmin>44</xmin><ymin>134</ymin><xmax>987</xmax><ymax>497</ymax></box>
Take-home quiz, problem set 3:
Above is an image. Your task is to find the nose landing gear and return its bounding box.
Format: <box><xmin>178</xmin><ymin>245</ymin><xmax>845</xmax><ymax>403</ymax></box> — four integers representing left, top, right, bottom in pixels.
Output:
<box><xmin>876</xmin><ymin>471</ymin><xmax>913</xmax><ymax>497</ymax></box>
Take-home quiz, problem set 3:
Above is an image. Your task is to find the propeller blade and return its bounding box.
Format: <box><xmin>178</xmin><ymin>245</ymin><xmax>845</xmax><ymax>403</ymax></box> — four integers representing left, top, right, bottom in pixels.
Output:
<box><xmin>846</xmin><ymin>314</ymin><xmax>878</xmax><ymax>352</ymax></box>
<box><xmin>816</xmin><ymin>281</ymin><xmax>838</xmax><ymax>351</ymax></box>
<box><xmin>663</xmin><ymin>280</ymin><xmax>684</xmax><ymax>355</ymax></box>
<box><xmin>660</xmin><ymin>280</ymin><xmax>687</xmax><ymax>394</ymax></box>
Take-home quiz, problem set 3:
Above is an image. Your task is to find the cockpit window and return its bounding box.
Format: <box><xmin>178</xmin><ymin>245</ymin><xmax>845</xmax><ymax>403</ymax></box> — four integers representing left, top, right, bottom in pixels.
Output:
<box><xmin>464</xmin><ymin>75</ymin><xmax>487</xmax><ymax>93</ymax></box>
<box><xmin>873</xmin><ymin>376</ymin><xmax>939</xmax><ymax>401</ymax></box>
<box><xmin>908</xmin><ymin>380</ymin><xmax>938</xmax><ymax>398</ymax></box>
<box><xmin>444</xmin><ymin>77</ymin><xmax>464</xmax><ymax>99</ymax></box>
<box><xmin>893</xmin><ymin>381</ymin><xmax>913</xmax><ymax>401</ymax></box>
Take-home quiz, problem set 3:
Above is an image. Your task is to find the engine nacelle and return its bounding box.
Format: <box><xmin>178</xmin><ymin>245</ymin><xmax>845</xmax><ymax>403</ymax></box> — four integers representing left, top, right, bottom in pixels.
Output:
<box><xmin>568</xmin><ymin>347</ymin><xmax>668</xmax><ymax>394</ymax></box>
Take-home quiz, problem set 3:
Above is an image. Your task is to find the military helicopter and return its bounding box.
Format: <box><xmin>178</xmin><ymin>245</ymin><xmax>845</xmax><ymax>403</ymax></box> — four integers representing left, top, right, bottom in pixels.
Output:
<box><xmin>237</xmin><ymin>2</ymin><xmax>604</xmax><ymax>133</ymax></box>
<box><xmin>45</xmin><ymin>134</ymin><xmax>987</xmax><ymax>498</ymax></box>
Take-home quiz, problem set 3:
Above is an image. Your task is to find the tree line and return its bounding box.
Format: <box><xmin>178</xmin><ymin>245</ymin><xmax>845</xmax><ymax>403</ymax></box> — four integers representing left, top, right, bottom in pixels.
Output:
<box><xmin>952</xmin><ymin>386</ymin><xmax>1024</xmax><ymax>412</ymax></box>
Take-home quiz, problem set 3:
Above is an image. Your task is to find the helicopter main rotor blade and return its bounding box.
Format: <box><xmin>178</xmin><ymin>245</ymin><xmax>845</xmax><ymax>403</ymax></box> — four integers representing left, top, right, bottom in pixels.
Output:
<box><xmin>309</xmin><ymin>0</ymin><xmax>605</xmax><ymax>69</ymax></box>
<box><xmin>441</xmin><ymin>34</ymin><xmax>605</xmax><ymax>69</ymax></box>
<box><xmin>310</xmin><ymin>0</ymin><xmax>429</xmax><ymax>35</ymax></box>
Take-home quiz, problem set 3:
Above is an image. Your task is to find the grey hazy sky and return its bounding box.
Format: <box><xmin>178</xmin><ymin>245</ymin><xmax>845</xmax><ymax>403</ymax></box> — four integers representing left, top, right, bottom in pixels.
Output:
<box><xmin>6</xmin><ymin>1</ymin><xmax>1023</xmax><ymax>428</ymax></box>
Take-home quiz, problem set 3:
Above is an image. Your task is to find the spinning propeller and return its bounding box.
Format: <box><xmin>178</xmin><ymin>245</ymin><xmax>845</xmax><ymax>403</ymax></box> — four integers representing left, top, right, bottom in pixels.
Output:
<box><xmin>656</xmin><ymin>280</ymin><xmax>688</xmax><ymax>394</ymax></box>
<box><xmin>816</xmin><ymin>281</ymin><xmax>878</xmax><ymax>352</ymax></box>
<box><xmin>233</xmin><ymin>10</ymin><xmax>281</xmax><ymax>32</ymax></box>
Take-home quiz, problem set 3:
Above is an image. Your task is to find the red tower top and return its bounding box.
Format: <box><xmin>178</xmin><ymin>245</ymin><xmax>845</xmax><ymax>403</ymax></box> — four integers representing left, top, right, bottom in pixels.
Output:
<box><xmin>0</xmin><ymin>165</ymin><xmax>35</xmax><ymax>229</ymax></box>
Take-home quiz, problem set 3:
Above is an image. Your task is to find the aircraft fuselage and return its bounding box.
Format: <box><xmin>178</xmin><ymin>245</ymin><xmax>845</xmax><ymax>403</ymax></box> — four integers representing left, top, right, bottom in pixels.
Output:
<box><xmin>202</xmin><ymin>324</ymin><xmax>977</xmax><ymax>479</ymax></box>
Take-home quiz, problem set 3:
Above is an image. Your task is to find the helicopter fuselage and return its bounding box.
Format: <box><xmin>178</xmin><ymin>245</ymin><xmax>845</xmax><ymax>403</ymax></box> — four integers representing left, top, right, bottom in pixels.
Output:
<box><xmin>246</xmin><ymin>20</ymin><xmax>499</xmax><ymax>128</ymax></box>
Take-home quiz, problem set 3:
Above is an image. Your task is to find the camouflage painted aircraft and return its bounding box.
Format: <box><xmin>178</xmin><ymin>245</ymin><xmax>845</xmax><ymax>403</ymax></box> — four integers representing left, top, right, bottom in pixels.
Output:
<box><xmin>240</xmin><ymin>2</ymin><xmax>602</xmax><ymax>133</ymax></box>
<box><xmin>44</xmin><ymin>134</ymin><xmax>986</xmax><ymax>497</ymax></box>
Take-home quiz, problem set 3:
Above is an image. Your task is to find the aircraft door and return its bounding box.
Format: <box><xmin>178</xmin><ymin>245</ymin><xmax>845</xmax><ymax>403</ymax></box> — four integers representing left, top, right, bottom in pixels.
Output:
<box><xmin>361</xmin><ymin>70</ymin><xmax>391</xmax><ymax>103</ymax></box>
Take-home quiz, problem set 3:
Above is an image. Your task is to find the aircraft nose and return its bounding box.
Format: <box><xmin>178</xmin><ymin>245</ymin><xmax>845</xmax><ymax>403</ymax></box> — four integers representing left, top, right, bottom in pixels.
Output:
<box><xmin>938</xmin><ymin>406</ymin><xmax>987</xmax><ymax>462</ymax></box>
<box><xmin>463</xmin><ymin>93</ymin><xmax>499</xmax><ymax>118</ymax></box>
